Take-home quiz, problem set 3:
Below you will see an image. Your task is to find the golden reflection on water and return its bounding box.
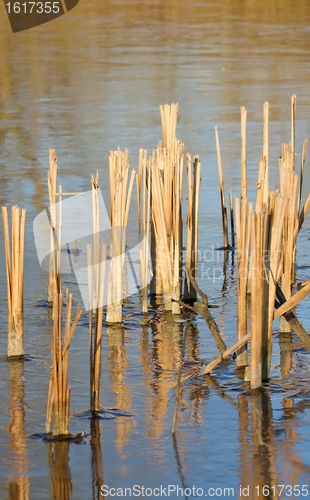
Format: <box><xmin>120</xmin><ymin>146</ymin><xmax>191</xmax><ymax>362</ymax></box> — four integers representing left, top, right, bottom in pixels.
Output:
<box><xmin>7</xmin><ymin>360</ymin><xmax>30</xmax><ymax>500</ymax></box>
<box><xmin>107</xmin><ymin>324</ymin><xmax>134</xmax><ymax>458</ymax></box>
<box><xmin>47</xmin><ymin>441</ymin><xmax>72</xmax><ymax>500</ymax></box>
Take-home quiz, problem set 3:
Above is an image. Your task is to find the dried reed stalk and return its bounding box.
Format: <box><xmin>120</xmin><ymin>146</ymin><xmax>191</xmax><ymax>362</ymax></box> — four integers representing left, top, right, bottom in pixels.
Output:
<box><xmin>291</xmin><ymin>95</ymin><xmax>296</xmax><ymax>170</ymax></box>
<box><xmin>262</xmin><ymin>101</ymin><xmax>270</xmax><ymax>205</ymax></box>
<box><xmin>107</xmin><ymin>149</ymin><xmax>136</xmax><ymax>322</ymax></box>
<box><xmin>250</xmin><ymin>211</ymin><xmax>268</xmax><ymax>389</ymax></box>
<box><xmin>48</xmin><ymin>149</ymin><xmax>58</xmax><ymax>302</ymax></box>
<box><xmin>88</xmin><ymin>242</ymin><xmax>107</xmax><ymax>414</ymax></box>
<box><xmin>241</xmin><ymin>107</ymin><xmax>247</xmax><ymax>200</ymax></box>
<box><xmin>204</xmin><ymin>332</ymin><xmax>251</xmax><ymax>375</ymax></box>
<box><xmin>279</xmin><ymin>156</ymin><xmax>298</xmax><ymax>332</ymax></box>
<box><xmin>46</xmin><ymin>290</ymin><xmax>82</xmax><ymax>436</ymax></box>
<box><xmin>184</xmin><ymin>155</ymin><xmax>201</xmax><ymax>299</ymax></box>
<box><xmin>137</xmin><ymin>150</ymin><xmax>151</xmax><ymax>313</ymax></box>
<box><xmin>235</xmin><ymin>197</ymin><xmax>252</xmax><ymax>367</ymax></box>
<box><xmin>215</xmin><ymin>126</ymin><xmax>228</xmax><ymax>248</ymax></box>
<box><xmin>274</xmin><ymin>280</ymin><xmax>310</xmax><ymax>319</ymax></box>
<box><xmin>2</xmin><ymin>205</ymin><xmax>26</xmax><ymax>358</ymax></box>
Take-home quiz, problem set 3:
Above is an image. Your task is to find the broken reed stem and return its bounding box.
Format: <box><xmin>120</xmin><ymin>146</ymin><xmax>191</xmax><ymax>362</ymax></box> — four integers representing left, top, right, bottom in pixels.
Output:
<box><xmin>2</xmin><ymin>206</ymin><xmax>26</xmax><ymax>358</ymax></box>
<box><xmin>274</xmin><ymin>280</ymin><xmax>310</xmax><ymax>319</ymax></box>
<box><xmin>48</xmin><ymin>149</ymin><xmax>58</xmax><ymax>303</ymax></box>
<box><xmin>215</xmin><ymin>126</ymin><xmax>228</xmax><ymax>249</ymax></box>
<box><xmin>172</xmin><ymin>325</ymin><xmax>188</xmax><ymax>434</ymax></box>
<box><xmin>46</xmin><ymin>291</ymin><xmax>82</xmax><ymax>436</ymax></box>
<box><xmin>204</xmin><ymin>332</ymin><xmax>251</xmax><ymax>375</ymax></box>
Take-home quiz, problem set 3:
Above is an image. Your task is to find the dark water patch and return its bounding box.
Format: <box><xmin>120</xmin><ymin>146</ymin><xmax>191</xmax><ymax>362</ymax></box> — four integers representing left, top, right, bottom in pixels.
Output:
<box><xmin>35</xmin><ymin>300</ymin><xmax>51</xmax><ymax>308</ymax></box>
<box><xmin>0</xmin><ymin>353</ymin><xmax>35</xmax><ymax>362</ymax></box>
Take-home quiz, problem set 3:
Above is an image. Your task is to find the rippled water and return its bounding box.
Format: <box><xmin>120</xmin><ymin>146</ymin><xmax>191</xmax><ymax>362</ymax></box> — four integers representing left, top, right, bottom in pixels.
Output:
<box><xmin>1</xmin><ymin>1</ymin><xmax>310</xmax><ymax>498</ymax></box>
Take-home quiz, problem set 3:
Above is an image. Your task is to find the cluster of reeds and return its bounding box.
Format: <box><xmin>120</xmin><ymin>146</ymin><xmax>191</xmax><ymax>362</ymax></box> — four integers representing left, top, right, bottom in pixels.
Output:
<box><xmin>236</xmin><ymin>97</ymin><xmax>310</xmax><ymax>387</ymax></box>
<box><xmin>106</xmin><ymin>149</ymin><xmax>136</xmax><ymax>323</ymax></box>
<box><xmin>148</xmin><ymin>104</ymin><xmax>185</xmax><ymax>313</ymax></box>
<box><xmin>46</xmin><ymin>289</ymin><xmax>82</xmax><ymax>436</ymax></box>
<box><xmin>208</xmin><ymin>96</ymin><xmax>310</xmax><ymax>389</ymax></box>
<box><xmin>2</xmin><ymin>205</ymin><xmax>26</xmax><ymax>358</ymax></box>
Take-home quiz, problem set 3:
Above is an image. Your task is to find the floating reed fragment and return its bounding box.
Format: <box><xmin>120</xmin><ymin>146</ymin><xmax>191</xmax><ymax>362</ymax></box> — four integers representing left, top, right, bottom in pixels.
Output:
<box><xmin>46</xmin><ymin>289</ymin><xmax>82</xmax><ymax>437</ymax></box>
<box><xmin>2</xmin><ymin>205</ymin><xmax>26</xmax><ymax>358</ymax></box>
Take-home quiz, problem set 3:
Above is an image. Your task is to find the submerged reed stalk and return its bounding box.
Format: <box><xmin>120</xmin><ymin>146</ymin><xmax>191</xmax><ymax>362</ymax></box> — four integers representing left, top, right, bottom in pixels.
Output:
<box><xmin>2</xmin><ymin>205</ymin><xmax>26</xmax><ymax>358</ymax></box>
<box><xmin>46</xmin><ymin>289</ymin><xmax>82</xmax><ymax>436</ymax></box>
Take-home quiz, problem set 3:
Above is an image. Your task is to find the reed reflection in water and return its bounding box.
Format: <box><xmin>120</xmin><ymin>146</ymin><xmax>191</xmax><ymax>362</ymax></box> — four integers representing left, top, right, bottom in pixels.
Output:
<box><xmin>7</xmin><ymin>360</ymin><xmax>30</xmax><ymax>500</ymax></box>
